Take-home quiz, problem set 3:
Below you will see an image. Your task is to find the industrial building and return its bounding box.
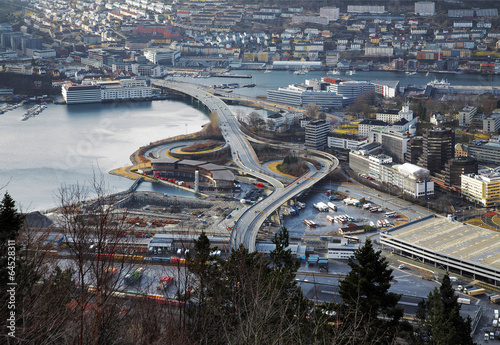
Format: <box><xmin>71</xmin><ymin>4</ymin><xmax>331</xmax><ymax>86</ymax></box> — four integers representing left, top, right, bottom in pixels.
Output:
<box><xmin>381</xmin><ymin>215</ymin><xmax>500</xmax><ymax>286</ymax></box>
<box><xmin>327</xmin><ymin>238</ymin><xmax>359</xmax><ymax>259</ymax></box>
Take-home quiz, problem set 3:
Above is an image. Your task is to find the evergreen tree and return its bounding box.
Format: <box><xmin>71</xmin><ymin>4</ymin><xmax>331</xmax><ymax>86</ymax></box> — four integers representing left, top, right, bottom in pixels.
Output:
<box><xmin>337</xmin><ymin>238</ymin><xmax>403</xmax><ymax>343</ymax></box>
<box><xmin>418</xmin><ymin>273</ymin><xmax>475</xmax><ymax>345</ymax></box>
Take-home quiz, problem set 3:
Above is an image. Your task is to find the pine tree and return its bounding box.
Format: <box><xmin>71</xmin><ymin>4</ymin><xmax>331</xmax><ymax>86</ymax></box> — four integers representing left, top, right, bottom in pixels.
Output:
<box><xmin>419</xmin><ymin>273</ymin><xmax>475</xmax><ymax>345</ymax></box>
<box><xmin>338</xmin><ymin>238</ymin><xmax>403</xmax><ymax>343</ymax></box>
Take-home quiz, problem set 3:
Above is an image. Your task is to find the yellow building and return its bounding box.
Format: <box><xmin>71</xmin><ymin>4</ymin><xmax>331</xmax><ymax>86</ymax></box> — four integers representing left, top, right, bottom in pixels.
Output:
<box><xmin>455</xmin><ymin>143</ymin><xmax>468</xmax><ymax>157</ymax></box>
<box><xmin>461</xmin><ymin>172</ymin><xmax>500</xmax><ymax>207</ymax></box>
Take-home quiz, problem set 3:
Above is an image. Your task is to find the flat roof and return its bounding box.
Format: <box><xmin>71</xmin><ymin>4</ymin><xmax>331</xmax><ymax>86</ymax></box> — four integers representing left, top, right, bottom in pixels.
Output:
<box><xmin>384</xmin><ymin>215</ymin><xmax>500</xmax><ymax>270</ymax></box>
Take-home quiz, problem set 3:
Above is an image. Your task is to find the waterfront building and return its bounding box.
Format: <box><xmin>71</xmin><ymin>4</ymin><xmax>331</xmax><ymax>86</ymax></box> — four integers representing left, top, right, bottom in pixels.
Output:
<box><xmin>372</xmin><ymin>80</ymin><xmax>400</xmax><ymax>98</ymax></box>
<box><xmin>305</xmin><ymin>120</ymin><xmax>330</xmax><ymax>150</ymax></box>
<box><xmin>98</xmin><ymin>78</ymin><xmax>152</xmax><ymax>101</ymax></box>
<box><xmin>462</xmin><ymin>171</ymin><xmax>500</xmax><ymax>207</ymax></box>
<box><xmin>327</xmin><ymin>81</ymin><xmax>374</xmax><ymax>103</ymax></box>
<box><xmin>62</xmin><ymin>84</ymin><xmax>101</xmax><ymax>104</ymax></box>
<box><xmin>266</xmin><ymin>85</ymin><xmax>345</xmax><ymax>108</ymax></box>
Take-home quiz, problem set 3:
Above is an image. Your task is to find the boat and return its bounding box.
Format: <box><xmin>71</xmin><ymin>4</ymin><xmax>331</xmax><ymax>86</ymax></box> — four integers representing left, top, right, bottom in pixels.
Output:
<box><xmin>406</xmin><ymin>71</ymin><xmax>418</xmax><ymax>76</ymax></box>
<box><xmin>427</xmin><ymin>78</ymin><xmax>450</xmax><ymax>86</ymax></box>
<box><xmin>426</xmin><ymin>71</ymin><xmax>430</xmax><ymax>77</ymax></box>
<box><xmin>328</xmin><ymin>69</ymin><xmax>340</xmax><ymax>75</ymax></box>
<box><xmin>242</xmin><ymin>83</ymin><xmax>256</xmax><ymax>88</ymax></box>
<box><xmin>264</xmin><ymin>68</ymin><xmax>272</xmax><ymax>73</ymax></box>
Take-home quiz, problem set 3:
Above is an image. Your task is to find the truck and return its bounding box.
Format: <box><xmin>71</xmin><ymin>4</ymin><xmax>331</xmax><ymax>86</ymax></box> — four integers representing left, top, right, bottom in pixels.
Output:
<box><xmin>327</xmin><ymin>202</ymin><xmax>337</xmax><ymax>211</ymax></box>
<box><xmin>124</xmin><ymin>267</ymin><xmax>144</xmax><ymax>285</ymax></box>
<box><xmin>467</xmin><ymin>288</ymin><xmax>486</xmax><ymax>296</ymax></box>
<box><xmin>318</xmin><ymin>259</ymin><xmax>329</xmax><ymax>271</ymax></box>
<box><xmin>457</xmin><ymin>297</ymin><xmax>471</xmax><ymax>305</ymax></box>
<box><xmin>157</xmin><ymin>276</ymin><xmax>174</xmax><ymax>291</ymax></box>
<box><xmin>307</xmin><ymin>255</ymin><xmax>319</xmax><ymax>266</ymax></box>
<box><xmin>296</xmin><ymin>201</ymin><xmax>306</xmax><ymax>209</ymax></box>
<box><xmin>491</xmin><ymin>296</ymin><xmax>500</xmax><ymax>304</ymax></box>
<box><xmin>313</xmin><ymin>202</ymin><xmax>328</xmax><ymax>212</ymax></box>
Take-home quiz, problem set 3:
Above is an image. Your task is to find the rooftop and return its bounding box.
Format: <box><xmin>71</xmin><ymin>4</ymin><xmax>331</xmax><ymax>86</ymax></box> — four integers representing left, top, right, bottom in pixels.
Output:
<box><xmin>384</xmin><ymin>215</ymin><xmax>500</xmax><ymax>270</ymax></box>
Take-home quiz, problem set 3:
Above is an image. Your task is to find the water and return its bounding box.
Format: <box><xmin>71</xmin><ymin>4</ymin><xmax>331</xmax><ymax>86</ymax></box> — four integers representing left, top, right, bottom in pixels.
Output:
<box><xmin>0</xmin><ymin>100</ymin><xmax>209</xmax><ymax>211</ymax></box>
<box><xmin>3</xmin><ymin>69</ymin><xmax>499</xmax><ymax>211</ymax></box>
<box><xmin>169</xmin><ymin>69</ymin><xmax>500</xmax><ymax>99</ymax></box>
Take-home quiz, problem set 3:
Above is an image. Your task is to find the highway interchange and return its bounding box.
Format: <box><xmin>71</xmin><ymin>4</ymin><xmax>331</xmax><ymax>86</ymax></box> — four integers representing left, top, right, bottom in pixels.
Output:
<box><xmin>151</xmin><ymin>79</ymin><xmax>339</xmax><ymax>251</ymax></box>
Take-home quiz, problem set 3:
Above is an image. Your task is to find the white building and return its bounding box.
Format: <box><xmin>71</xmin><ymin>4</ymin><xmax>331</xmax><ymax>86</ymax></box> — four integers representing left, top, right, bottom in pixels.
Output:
<box><xmin>415</xmin><ymin>2</ymin><xmax>435</xmax><ymax>16</ymax></box>
<box><xmin>319</xmin><ymin>7</ymin><xmax>339</xmax><ymax>21</ymax></box>
<box><xmin>459</xmin><ymin>106</ymin><xmax>477</xmax><ymax>127</ymax></box>
<box><xmin>483</xmin><ymin>114</ymin><xmax>500</xmax><ymax>133</ymax></box>
<box><xmin>364</xmin><ymin>46</ymin><xmax>394</xmax><ymax>57</ymax></box>
<box><xmin>62</xmin><ymin>84</ymin><xmax>101</xmax><ymax>104</ymax></box>
<box><xmin>143</xmin><ymin>48</ymin><xmax>180</xmax><ymax>65</ymax></box>
<box><xmin>358</xmin><ymin>119</ymin><xmax>388</xmax><ymax>137</ymax></box>
<box><xmin>305</xmin><ymin>120</ymin><xmax>330</xmax><ymax>150</ymax></box>
<box><xmin>328</xmin><ymin>238</ymin><xmax>359</xmax><ymax>259</ymax></box>
<box><xmin>98</xmin><ymin>79</ymin><xmax>151</xmax><ymax>101</ymax></box>
<box><xmin>347</xmin><ymin>5</ymin><xmax>384</xmax><ymax>14</ymax></box>
<box><xmin>327</xmin><ymin>136</ymin><xmax>368</xmax><ymax>150</ymax></box>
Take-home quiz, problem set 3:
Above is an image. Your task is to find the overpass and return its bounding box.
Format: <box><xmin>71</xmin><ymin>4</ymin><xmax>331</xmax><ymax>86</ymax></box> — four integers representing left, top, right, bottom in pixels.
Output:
<box><xmin>151</xmin><ymin>79</ymin><xmax>338</xmax><ymax>251</ymax></box>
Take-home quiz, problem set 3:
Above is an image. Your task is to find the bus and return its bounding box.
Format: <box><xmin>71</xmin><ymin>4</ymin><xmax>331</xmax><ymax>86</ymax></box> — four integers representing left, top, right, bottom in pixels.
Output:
<box><xmin>384</xmin><ymin>211</ymin><xmax>396</xmax><ymax>218</ymax></box>
<box><xmin>343</xmin><ymin>235</ymin><xmax>360</xmax><ymax>243</ymax></box>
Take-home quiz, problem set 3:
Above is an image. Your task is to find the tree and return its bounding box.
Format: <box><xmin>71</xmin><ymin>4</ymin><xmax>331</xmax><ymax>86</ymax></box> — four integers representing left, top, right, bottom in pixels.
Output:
<box><xmin>417</xmin><ymin>273</ymin><xmax>475</xmax><ymax>345</ymax></box>
<box><xmin>247</xmin><ymin>111</ymin><xmax>265</xmax><ymax>133</ymax></box>
<box><xmin>337</xmin><ymin>238</ymin><xmax>404</xmax><ymax>344</ymax></box>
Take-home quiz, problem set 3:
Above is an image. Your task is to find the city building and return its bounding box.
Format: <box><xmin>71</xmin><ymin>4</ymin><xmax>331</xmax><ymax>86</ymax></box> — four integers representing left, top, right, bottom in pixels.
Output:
<box><xmin>349</xmin><ymin>151</ymin><xmax>434</xmax><ymax>198</ymax></box>
<box><xmin>305</xmin><ymin>120</ymin><xmax>330</xmax><ymax>150</ymax></box>
<box><xmin>319</xmin><ymin>7</ymin><xmax>340</xmax><ymax>21</ymax></box>
<box><xmin>455</xmin><ymin>143</ymin><xmax>468</xmax><ymax>157</ymax></box>
<box><xmin>368</xmin><ymin>127</ymin><xmax>410</xmax><ymax>163</ymax></box>
<box><xmin>443</xmin><ymin>157</ymin><xmax>478</xmax><ymax>188</ymax></box>
<box><xmin>462</xmin><ymin>171</ymin><xmax>500</xmax><ymax>207</ymax></box>
<box><xmin>405</xmin><ymin>136</ymin><xmax>424</xmax><ymax>164</ymax></box>
<box><xmin>375</xmin><ymin>104</ymin><xmax>414</xmax><ymax>124</ymax></box>
<box><xmin>415</xmin><ymin>2</ymin><xmax>435</xmax><ymax>16</ymax></box>
<box><xmin>483</xmin><ymin>113</ymin><xmax>500</xmax><ymax>133</ymax></box>
<box><xmin>347</xmin><ymin>5</ymin><xmax>384</xmax><ymax>14</ymax></box>
<box><xmin>358</xmin><ymin>119</ymin><xmax>388</xmax><ymax>137</ymax></box>
<box><xmin>459</xmin><ymin>106</ymin><xmax>477</xmax><ymax>127</ymax></box>
<box><xmin>381</xmin><ymin>215</ymin><xmax>500</xmax><ymax>286</ymax></box>
<box><xmin>327</xmin><ymin>134</ymin><xmax>368</xmax><ymax>151</ymax></box>
<box><xmin>468</xmin><ymin>140</ymin><xmax>500</xmax><ymax>166</ymax></box>
<box><xmin>328</xmin><ymin>238</ymin><xmax>359</xmax><ymax>259</ymax></box>
<box><xmin>266</xmin><ymin>86</ymin><xmax>344</xmax><ymax>108</ymax></box>
<box><xmin>143</xmin><ymin>48</ymin><xmax>180</xmax><ymax>65</ymax></box>
<box><xmin>419</xmin><ymin>128</ymin><xmax>455</xmax><ymax>174</ymax></box>
<box><xmin>371</xmin><ymin>80</ymin><xmax>400</xmax><ymax>98</ymax></box>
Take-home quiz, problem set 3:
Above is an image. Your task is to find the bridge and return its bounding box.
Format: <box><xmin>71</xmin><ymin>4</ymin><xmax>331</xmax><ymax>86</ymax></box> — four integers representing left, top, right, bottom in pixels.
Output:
<box><xmin>151</xmin><ymin>79</ymin><xmax>339</xmax><ymax>251</ymax></box>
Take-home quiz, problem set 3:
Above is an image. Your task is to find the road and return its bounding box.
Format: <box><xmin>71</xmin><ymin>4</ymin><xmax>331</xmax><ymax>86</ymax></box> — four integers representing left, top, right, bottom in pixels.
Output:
<box><xmin>151</xmin><ymin>79</ymin><xmax>338</xmax><ymax>251</ymax></box>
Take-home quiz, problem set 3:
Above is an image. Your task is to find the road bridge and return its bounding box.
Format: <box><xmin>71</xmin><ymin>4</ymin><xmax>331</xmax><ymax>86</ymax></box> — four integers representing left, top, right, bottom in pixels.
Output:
<box><xmin>151</xmin><ymin>79</ymin><xmax>338</xmax><ymax>251</ymax></box>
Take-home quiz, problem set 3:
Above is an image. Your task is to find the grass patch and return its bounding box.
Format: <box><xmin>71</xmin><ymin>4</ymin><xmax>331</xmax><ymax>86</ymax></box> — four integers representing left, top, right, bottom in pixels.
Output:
<box><xmin>181</xmin><ymin>141</ymin><xmax>222</xmax><ymax>153</ymax></box>
<box><xmin>333</xmin><ymin>122</ymin><xmax>359</xmax><ymax>135</ymax></box>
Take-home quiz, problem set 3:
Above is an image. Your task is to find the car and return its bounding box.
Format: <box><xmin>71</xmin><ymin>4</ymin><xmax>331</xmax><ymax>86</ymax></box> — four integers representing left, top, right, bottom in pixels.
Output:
<box><xmin>398</xmin><ymin>264</ymin><xmax>407</xmax><ymax>269</ymax></box>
